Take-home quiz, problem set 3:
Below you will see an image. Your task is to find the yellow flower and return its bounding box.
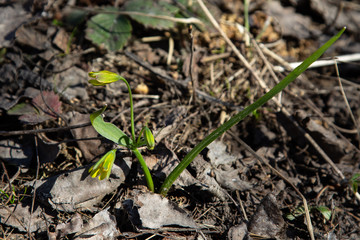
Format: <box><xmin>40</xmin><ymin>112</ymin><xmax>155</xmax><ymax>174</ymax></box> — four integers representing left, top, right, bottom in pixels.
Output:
<box><xmin>88</xmin><ymin>70</ymin><xmax>122</xmax><ymax>86</ymax></box>
<box><xmin>89</xmin><ymin>149</ymin><xmax>117</xmax><ymax>180</ymax></box>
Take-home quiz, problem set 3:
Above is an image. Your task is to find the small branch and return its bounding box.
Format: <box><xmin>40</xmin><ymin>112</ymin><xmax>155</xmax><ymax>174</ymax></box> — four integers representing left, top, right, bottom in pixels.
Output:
<box><xmin>0</xmin><ymin>122</ymin><xmax>91</xmax><ymax>137</ymax></box>
<box><xmin>335</xmin><ymin>60</ymin><xmax>360</xmax><ymax>148</ymax></box>
<box><xmin>188</xmin><ymin>25</ymin><xmax>197</xmax><ymax>102</ymax></box>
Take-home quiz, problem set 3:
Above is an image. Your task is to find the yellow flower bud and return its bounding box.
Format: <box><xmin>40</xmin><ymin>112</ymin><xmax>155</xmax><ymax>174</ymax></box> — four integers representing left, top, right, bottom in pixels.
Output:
<box><xmin>88</xmin><ymin>70</ymin><xmax>122</xmax><ymax>86</ymax></box>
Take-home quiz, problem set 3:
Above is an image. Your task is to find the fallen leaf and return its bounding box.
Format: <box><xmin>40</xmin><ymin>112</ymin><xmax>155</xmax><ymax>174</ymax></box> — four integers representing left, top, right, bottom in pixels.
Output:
<box><xmin>248</xmin><ymin>194</ymin><xmax>285</xmax><ymax>238</ymax></box>
<box><xmin>75</xmin><ymin>208</ymin><xmax>119</xmax><ymax>239</ymax></box>
<box><xmin>0</xmin><ymin>200</ymin><xmax>53</xmax><ymax>233</ymax></box>
<box><xmin>123</xmin><ymin>191</ymin><xmax>198</xmax><ymax>229</ymax></box>
<box><xmin>34</xmin><ymin>158</ymin><xmax>132</xmax><ymax>212</ymax></box>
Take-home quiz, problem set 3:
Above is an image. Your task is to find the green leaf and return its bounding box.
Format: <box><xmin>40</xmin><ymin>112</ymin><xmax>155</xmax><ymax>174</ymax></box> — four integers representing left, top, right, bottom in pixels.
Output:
<box><xmin>124</xmin><ymin>0</ymin><xmax>179</xmax><ymax>29</ymax></box>
<box><xmin>86</xmin><ymin>7</ymin><xmax>132</xmax><ymax>51</ymax></box>
<box><xmin>7</xmin><ymin>103</ymin><xmax>37</xmax><ymax>116</ymax></box>
<box><xmin>90</xmin><ymin>105</ymin><xmax>132</xmax><ymax>147</ymax></box>
<box><xmin>350</xmin><ymin>173</ymin><xmax>360</xmax><ymax>193</ymax></box>
<box><xmin>286</xmin><ymin>206</ymin><xmax>306</xmax><ymax>220</ymax></box>
<box><xmin>314</xmin><ymin>206</ymin><xmax>332</xmax><ymax>221</ymax></box>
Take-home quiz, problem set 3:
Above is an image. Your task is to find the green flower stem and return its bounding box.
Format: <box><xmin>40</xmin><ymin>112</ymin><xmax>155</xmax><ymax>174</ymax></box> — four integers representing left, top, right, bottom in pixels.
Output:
<box><xmin>132</xmin><ymin>147</ymin><xmax>154</xmax><ymax>192</ymax></box>
<box><xmin>120</xmin><ymin>78</ymin><xmax>136</xmax><ymax>142</ymax></box>
<box><xmin>159</xmin><ymin>27</ymin><xmax>346</xmax><ymax>196</ymax></box>
<box><xmin>244</xmin><ymin>0</ymin><xmax>249</xmax><ymax>32</ymax></box>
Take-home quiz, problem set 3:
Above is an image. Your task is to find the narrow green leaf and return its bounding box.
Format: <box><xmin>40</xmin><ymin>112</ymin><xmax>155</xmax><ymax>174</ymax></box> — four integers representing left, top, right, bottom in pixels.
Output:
<box><xmin>90</xmin><ymin>105</ymin><xmax>132</xmax><ymax>147</ymax></box>
<box><xmin>159</xmin><ymin>27</ymin><xmax>346</xmax><ymax>196</ymax></box>
<box><xmin>86</xmin><ymin>7</ymin><xmax>132</xmax><ymax>51</ymax></box>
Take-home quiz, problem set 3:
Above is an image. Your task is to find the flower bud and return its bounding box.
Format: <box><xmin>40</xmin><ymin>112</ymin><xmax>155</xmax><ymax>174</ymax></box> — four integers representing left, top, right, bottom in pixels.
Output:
<box><xmin>88</xmin><ymin>70</ymin><xmax>122</xmax><ymax>86</ymax></box>
<box><xmin>143</xmin><ymin>126</ymin><xmax>155</xmax><ymax>150</ymax></box>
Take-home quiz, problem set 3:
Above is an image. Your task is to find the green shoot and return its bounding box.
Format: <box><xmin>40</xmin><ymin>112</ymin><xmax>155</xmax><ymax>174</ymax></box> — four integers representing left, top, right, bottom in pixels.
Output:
<box><xmin>88</xmin><ymin>71</ymin><xmax>154</xmax><ymax>192</ymax></box>
<box><xmin>350</xmin><ymin>173</ymin><xmax>360</xmax><ymax>193</ymax></box>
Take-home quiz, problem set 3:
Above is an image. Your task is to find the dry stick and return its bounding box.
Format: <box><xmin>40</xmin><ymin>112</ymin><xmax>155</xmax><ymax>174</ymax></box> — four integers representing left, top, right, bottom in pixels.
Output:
<box><xmin>188</xmin><ymin>25</ymin><xmax>197</xmax><ymax>102</ymax></box>
<box><xmin>0</xmin><ymin>160</ymin><xmax>14</xmax><ymax>205</ymax></box>
<box><xmin>167</xmin><ymin>35</ymin><xmax>175</xmax><ymax>66</ymax></box>
<box><xmin>236</xmin><ymin>190</ymin><xmax>249</xmax><ymax>221</ymax></box>
<box><xmin>0</xmin><ymin>122</ymin><xmax>91</xmax><ymax>137</ymax></box>
<box><xmin>335</xmin><ymin>60</ymin><xmax>360</xmax><ymax>148</ymax></box>
<box><xmin>228</xmin><ymin>131</ymin><xmax>315</xmax><ymax>240</ymax></box>
<box><xmin>28</xmin><ymin>135</ymin><xmax>40</xmax><ymax>240</ymax></box>
<box><xmin>251</xmin><ymin>38</ymin><xmax>283</xmax><ymax>105</ymax></box>
<box><xmin>201</xmin><ymin>52</ymin><xmax>231</xmax><ymax>63</ymax></box>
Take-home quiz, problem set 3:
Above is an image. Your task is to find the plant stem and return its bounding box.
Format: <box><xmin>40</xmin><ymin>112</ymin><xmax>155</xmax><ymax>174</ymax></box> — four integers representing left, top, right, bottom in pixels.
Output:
<box><xmin>120</xmin><ymin>78</ymin><xmax>136</xmax><ymax>142</ymax></box>
<box><xmin>244</xmin><ymin>0</ymin><xmax>250</xmax><ymax>32</ymax></box>
<box><xmin>132</xmin><ymin>147</ymin><xmax>154</xmax><ymax>192</ymax></box>
<box><xmin>159</xmin><ymin>27</ymin><xmax>346</xmax><ymax>196</ymax></box>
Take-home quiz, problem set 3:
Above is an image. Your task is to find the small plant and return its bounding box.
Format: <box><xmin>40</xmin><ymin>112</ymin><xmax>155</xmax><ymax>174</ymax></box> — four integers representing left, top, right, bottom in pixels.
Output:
<box><xmin>88</xmin><ymin>28</ymin><xmax>345</xmax><ymax>195</ymax></box>
<box><xmin>350</xmin><ymin>173</ymin><xmax>360</xmax><ymax>193</ymax></box>
<box><xmin>286</xmin><ymin>205</ymin><xmax>332</xmax><ymax>221</ymax></box>
<box><xmin>88</xmin><ymin>71</ymin><xmax>155</xmax><ymax>192</ymax></box>
<box><xmin>0</xmin><ymin>186</ymin><xmax>27</xmax><ymax>204</ymax></box>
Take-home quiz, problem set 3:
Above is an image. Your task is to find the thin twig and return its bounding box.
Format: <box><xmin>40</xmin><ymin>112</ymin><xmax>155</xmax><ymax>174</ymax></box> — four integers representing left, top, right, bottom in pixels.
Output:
<box><xmin>236</xmin><ymin>190</ymin><xmax>248</xmax><ymax>221</ymax></box>
<box><xmin>28</xmin><ymin>135</ymin><xmax>40</xmax><ymax>240</ymax></box>
<box><xmin>0</xmin><ymin>159</ymin><xmax>14</xmax><ymax>205</ymax></box>
<box><xmin>167</xmin><ymin>35</ymin><xmax>174</xmax><ymax>66</ymax></box>
<box><xmin>335</xmin><ymin>60</ymin><xmax>360</xmax><ymax>148</ymax></box>
<box><xmin>0</xmin><ymin>122</ymin><xmax>91</xmax><ymax>136</ymax></box>
<box><xmin>188</xmin><ymin>25</ymin><xmax>197</xmax><ymax>102</ymax></box>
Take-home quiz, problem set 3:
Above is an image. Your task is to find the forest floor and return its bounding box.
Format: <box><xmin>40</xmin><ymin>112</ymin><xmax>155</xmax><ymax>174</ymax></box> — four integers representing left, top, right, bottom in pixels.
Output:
<box><xmin>1</xmin><ymin>0</ymin><xmax>360</xmax><ymax>239</ymax></box>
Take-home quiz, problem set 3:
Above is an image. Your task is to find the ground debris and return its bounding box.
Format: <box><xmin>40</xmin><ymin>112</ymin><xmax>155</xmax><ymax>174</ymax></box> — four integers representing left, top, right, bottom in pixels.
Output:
<box><xmin>33</xmin><ymin>158</ymin><xmax>132</xmax><ymax>212</ymax></box>
<box><xmin>248</xmin><ymin>194</ymin><xmax>285</xmax><ymax>238</ymax></box>
<box><xmin>123</xmin><ymin>191</ymin><xmax>198</xmax><ymax>229</ymax></box>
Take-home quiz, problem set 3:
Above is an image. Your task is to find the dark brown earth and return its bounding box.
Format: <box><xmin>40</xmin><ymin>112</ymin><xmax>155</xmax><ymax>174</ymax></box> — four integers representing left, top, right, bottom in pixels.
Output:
<box><xmin>1</xmin><ymin>0</ymin><xmax>360</xmax><ymax>239</ymax></box>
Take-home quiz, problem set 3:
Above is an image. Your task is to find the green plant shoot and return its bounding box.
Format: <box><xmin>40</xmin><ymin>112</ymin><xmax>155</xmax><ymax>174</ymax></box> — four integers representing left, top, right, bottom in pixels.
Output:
<box><xmin>88</xmin><ymin>71</ymin><xmax>154</xmax><ymax>192</ymax></box>
<box><xmin>350</xmin><ymin>173</ymin><xmax>360</xmax><ymax>193</ymax></box>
